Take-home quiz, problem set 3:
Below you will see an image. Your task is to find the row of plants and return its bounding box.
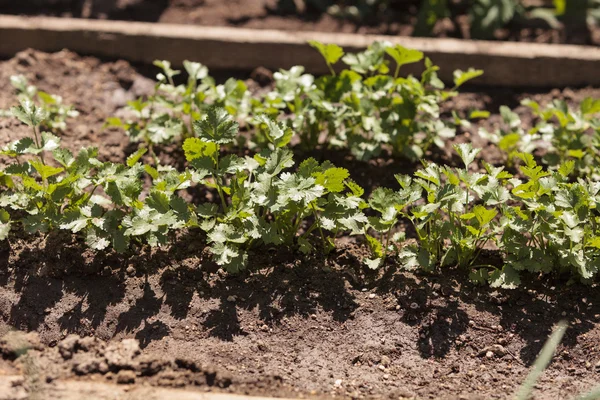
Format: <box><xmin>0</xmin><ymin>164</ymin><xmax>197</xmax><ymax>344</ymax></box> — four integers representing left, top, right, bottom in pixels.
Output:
<box><xmin>1</xmin><ymin>42</ymin><xmax>599</xmax><ymax>288</ymax></box>
<box><xmin>274</xmin><ymin>0</ymin><xmax>600</xmax><ymax>41</ymax></box>
<box><xmin>104</xmin><ymin>41</ymin><xmax>599</xmax><ymax>176</ymax></box>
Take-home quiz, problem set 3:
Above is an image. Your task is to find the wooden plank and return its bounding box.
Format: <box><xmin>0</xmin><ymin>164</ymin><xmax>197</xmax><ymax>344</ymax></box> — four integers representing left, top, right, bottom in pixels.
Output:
<box><xmin>0</xmin><ymin>15</ymin><xmax>599</xmax><ymax>87</ymax></box>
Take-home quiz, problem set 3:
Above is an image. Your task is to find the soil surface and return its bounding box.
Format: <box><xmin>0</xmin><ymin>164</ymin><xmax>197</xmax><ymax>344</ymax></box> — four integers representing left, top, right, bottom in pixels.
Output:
<box><xmin>1</xmin><ymin>0</ymin><xmax>599</xmax><ymax>46</ymax></box>
<box><xmin>1</xmin><ymin>50</ymin><xmax>600</xmax><ymax>399</ymax></box>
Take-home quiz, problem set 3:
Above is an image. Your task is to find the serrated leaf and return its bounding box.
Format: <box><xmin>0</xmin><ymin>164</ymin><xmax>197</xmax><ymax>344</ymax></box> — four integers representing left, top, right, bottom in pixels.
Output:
<box><xmin>0</xmin><ymin>209</ymin><xmax>10</xmax><ymax>240</ymax></box>
<box><xmin>473</xmin><ymin>205</ymin><xmax>498</xmax><ymax>227</ymax></box>
<box><xmin>453</xmin><ymin>68</ymin><xmax>484</xmax><ymax>88</ymax></box>
<box><xmin>308</xmin><ymin>41</ymin><xmax>345</xmax><ymax>66</ymax></box>
<box><xmin>255</xmin><ymin>114</ymin><xmax>293</xmax><ymax>148</ymax></box>
<box><xmin>365</xmin><ymin>234</ymin><xmax>384</xmax><ymax>258</ymax></box>
<box><xmin>558</xmin><ymin>160</ymin><xmax>575</xmax><ymax>178</ymax></box>
<box><xmin>30</xmin><ymin>160</ymin><xmax>64</xmax><ymax>180</ymax></box>
<box><xmin>40</xmin><ymin>132</ymin><xmax>60</xmax><ymax>151</ymax></box>
<box><xmin>264</xmin><ymin>148</ymin><xmax>294</xmax><ymax>177</ymax></box>
<box><xmin>384</xmin><ymin>45</ymin><xmax>424</xmax><ymax>72</ymax></box>
<box><xmin>193</xmin><ymin>107</ymin><xmax>238</xmax><ymax>144</ymax></box>
<box><xmin>454</xmin><ymin>143</ymin><xmax>480</xmax><ymax>169</ymax></box>
<box><xmin>489</xmin><ymin>265</ymin><xmax>521</xmax><ymax>289</ymax></box>
<box><xmin>11</xmin><ymin>98</ymin><xmax>48</xmax><ymax>127</ymax></box>
<box><xmin>182</xmin><ymin>137</ymin><xmax>218</xmax><ymax>162</ymax></box>
<box><xmin>314</xmin><ymin>167</ymin><xmax>349</xmax><ymax>193</ymax></box>
<box><xmin>364</xmin><ymin>257</ymin><xmax>384</xmax><ymax>270</ymax></box>
<box><xmin>126</xmin><ymin>148</ymin><xmax>148</xmax><ymax>167</ymax></box>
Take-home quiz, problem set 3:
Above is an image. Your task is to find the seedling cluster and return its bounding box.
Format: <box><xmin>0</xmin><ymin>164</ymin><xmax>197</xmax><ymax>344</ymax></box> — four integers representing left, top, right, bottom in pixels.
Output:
<box><xmin>1</xmin><ymin>41</ymin><xmax>599</xmax><ymax>288</ymax></box>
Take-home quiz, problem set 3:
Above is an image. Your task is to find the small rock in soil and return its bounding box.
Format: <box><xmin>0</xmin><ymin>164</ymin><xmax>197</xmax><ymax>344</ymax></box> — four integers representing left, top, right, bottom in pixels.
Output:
<box><xmin>257</xmin><ymin>341</ymin><xmax>268</xmax><ymax>351</ymax></box>
<box><xmin>116</xmin><ymin>370</ymin><xmax>136</xmax><ymax>384</ymax></box>
<box><xmin>126</xmin><ymin>265</ymin><xmax>136</xmax><ymax>276</ymax></box>
<box><xmin>138</xmin><ymin>355</ymin><xmax>170</xmax><ymax>376</ymax></box>
<box><xmin>105</xmin><ymin>339</ymin><xmax>140</xmax><ymax>370</ymax></box>
<box><xmin>58</xmin><ymin>335</ymin><xmax>80</xmax><ymax>360</ymax></box>
<box><xmin>73</xmin><ymin>358</ymin><xmax>109</xmax><ymax>375</ymax></box>
<box><xmin>380</xmin><ymin>355</ymin><xmax>391</xmax><ymax>367</ymax></box>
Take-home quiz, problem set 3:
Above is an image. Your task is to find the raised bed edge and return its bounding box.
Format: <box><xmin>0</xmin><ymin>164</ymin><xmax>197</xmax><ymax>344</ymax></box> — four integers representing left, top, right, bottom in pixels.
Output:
<box><xmin>0</xmin><ymin>15</ymin><xmax>599</xmax><ymax>87</ymax></box>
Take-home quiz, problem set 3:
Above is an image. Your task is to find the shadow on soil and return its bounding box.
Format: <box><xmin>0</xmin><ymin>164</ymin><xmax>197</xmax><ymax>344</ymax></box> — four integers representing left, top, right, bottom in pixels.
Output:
<box><xmin>1</xmin><ymin>233</ymin><xmax>599</xmax><ymax>365</ymax></box>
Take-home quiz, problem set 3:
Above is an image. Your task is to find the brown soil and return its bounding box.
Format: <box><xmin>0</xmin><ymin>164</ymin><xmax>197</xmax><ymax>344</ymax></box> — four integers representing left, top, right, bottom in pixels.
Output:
<box><xmin>1</xmin><ymin>0</ymin><xmax>599</xmax><ymax>46</ymax></box>
<box><xmin>1</xmin><ymin>49</ymin><xmax>600</xmax><ymax>399</ymax></box>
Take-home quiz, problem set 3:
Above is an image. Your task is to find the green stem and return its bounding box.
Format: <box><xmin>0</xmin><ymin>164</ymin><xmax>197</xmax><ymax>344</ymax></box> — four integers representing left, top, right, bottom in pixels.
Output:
<box><xmin>309</xmin><ymin>202</ymin><xmax>328</xmax><ymax>250</ymax></box>
<box><xmin>32</xmin><ymin>126</ymin><xmax>45</xmax><ymax>165</ymax></box>
<box><xmin>327</xmin><ymin>62</ymin><xmax>336</xmax><ymax>77</ymax></box>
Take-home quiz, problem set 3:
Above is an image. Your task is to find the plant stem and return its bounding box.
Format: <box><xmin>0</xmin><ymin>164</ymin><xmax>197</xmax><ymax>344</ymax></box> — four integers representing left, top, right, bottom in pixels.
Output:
<box><xmin>328</xmin><ymin>63</ymin><xmax>336</xmax><ymax>77</ymax></box>
<box><xmin>309</xmin><ymin>202</ymin><xmax>328</xmax><ymax>250</ymax></box>
<box><xmin>32</xmin><ymin>126</ymin><xmax>45</xmax><ymax>165</ymax></box>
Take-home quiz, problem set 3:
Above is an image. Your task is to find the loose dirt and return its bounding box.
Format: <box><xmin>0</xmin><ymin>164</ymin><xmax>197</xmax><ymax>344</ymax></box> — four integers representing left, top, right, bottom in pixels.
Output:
<box><xmin>0</xmin><ymin>49</ymin><xmax>600</xmax><ymax>399</ymax></box>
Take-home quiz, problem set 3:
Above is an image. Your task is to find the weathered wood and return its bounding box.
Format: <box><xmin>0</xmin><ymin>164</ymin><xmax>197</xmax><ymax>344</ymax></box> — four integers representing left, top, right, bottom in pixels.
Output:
<box><xmin>0</xmin><ymin>15</ymin><xmax>599</xmax><ymax>87</ymax></box>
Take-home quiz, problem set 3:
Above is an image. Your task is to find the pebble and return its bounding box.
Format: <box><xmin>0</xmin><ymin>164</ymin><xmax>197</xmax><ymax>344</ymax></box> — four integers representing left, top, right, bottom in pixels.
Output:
<box><xmin>368</xmin><ymin>293</ymin><xmax>376</xmax><ymax>299</ymax></box>
<box><xmin>380</xmin><ymin>355</ymin><xmax>391</xmax><ymax>367</ymax></box>
<box><xmin>116</xmin><ymin>370</ymin><xmax>136</xmax><ymax>384</ymax></box>
<box><xmin>226</xmin><ymin>295</ymin><xmax>237</xmax><ymax>302</ymax></box>
<box><xmin>334</xmin><ymin>379</ymin><xmax>343</xmax><ymax>387</ymax></box>
<box><xmin>486</xmin><ymin>351</ymin><xmax>494</xmax><ymax>358</ymax></box>
<box><xmin>378</xmin><ymin>365</ymin><xmax>386</xmax><ymax>371</ymax></box>
<box><xmin>126</xmin><ymin>265</ymin><xmax>135</xmax><ymax>276</ymax></box>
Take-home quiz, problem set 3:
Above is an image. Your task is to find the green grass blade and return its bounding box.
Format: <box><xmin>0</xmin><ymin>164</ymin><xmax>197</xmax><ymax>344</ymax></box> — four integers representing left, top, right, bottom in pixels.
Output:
<box><xmin>576</xmin><ymin>386</ymin><xmax>600</xmax><ymax>400</ymax></box>
<box><xmin>514</xmin><ymin>320</ymin><xmax>568</xmax><ymax>400</ymax></box>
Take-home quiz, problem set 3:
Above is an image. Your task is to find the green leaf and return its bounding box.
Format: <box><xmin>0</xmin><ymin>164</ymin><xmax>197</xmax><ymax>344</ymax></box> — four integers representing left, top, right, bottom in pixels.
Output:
<box><xmin>183</xmin><ymin>60</ymin><xmax>208</xmax><ymax>81</ymax></box>
<box><xmin>30</xmin><ymin>160</ymin><xmax>64</xmax><ymax>180</ymax></box>
<box><xmin>308</xmin><ymin>41</ymin><xmax>345</xmax><ymax>66</ymax></box>
<box><xmin>469</xmin><ymin>268</ymin><xmax>488</xmax><ymax>285</ymax></box>
<box><xmin>364</xmin><ymin>257</ymin><xmax>384</xmax><ymax>270</ymax></box>
<box><xmin>365</xmin><ymin>234</ymin><xmax>384</xmax><ymax>258</ymax></box>
<box><xmin>182</xmin><ymin>138</ymin><xmax>218</xmax><ymax>162</ymax></box>
<box><xmin>11</xmin><ymin>98</ymin><xmax>48</xmax><ymax>127</ymax></box>
<box><xmin>453</xmin><ymin>143</ymin><xmax>480</xmax><ymax>169</ymax></box>
<box><xmin>0</xmin><ymin>209</ymin><xmax>11</xmax><ymax>240</ymax></box>
<box><xmin>558</xmin><ymin>160</ymin><xmax>575</xmax><ymax>178</ymax></box>
<box><xmin>473</xmin><ymin>205</ymin><xmax>498</xmax><ymax>227</ymax></box>
<box><xmin>313</xmin><ymin>167</ymin><xmax>349</xmax><ymax>193</ymax></box>
<box><xmin>298</xmin><ymin>158</ymin><xmax>320</xmax><ymax>178</ymax></box>
<box><xmin>53</xmin><ymin>148</ymin><xmax>74</xmax><ymax>168</ymax></box>
<box><xmin>40</xmin><ymin>132</ymin><xmax>60</xmax><ymax>151</ymax></box>
<box><xmin>498</xmin><ymin>133</ymin><xmax>521</xmax><ymax>152</ymax></box>
<box><xmin>345</xmin><ymin>179</ymin><xmax>364</xmax><ymax>197</ymax></box>
<box><xmin>469</xmin><ymin>110</ymin><xmax>490</xmax><ymax>119</ymax></box>
<box><xmin>453</xmin><ymin>68</ymin><xmax>484</xmax><ymax>88</ymax></box>
<box><xmin>193</xmin><ymin>107</ymin><xmax>238</xmax><ymax>144</ymax></box>
<box><xmin>255</xmin><ymin>114</ymin><xmax>293</xmax><ymax>148</ymax></box>
<box><xmin>384</xmin><ymin>45</ymin><xmax>424</xmax><ymax>72</ymax></box>
<box><xmin>580</xmin><ymin>97</ymin><xmax>600</xmax><ymax>115</ymax></box>
<box><xmin>489</xmin><ymin>265</ymin><xmax>521</xmax><ymax>289</ymax></box>
<box><xmin>126</xmin><ymin>148</ymin><xmax>148</xmax><ymax>167</ymax></box>
<box><xmin>264</xmin><ymin>148</ymin><xmax>294</xmax><ymax>177</ymax></box>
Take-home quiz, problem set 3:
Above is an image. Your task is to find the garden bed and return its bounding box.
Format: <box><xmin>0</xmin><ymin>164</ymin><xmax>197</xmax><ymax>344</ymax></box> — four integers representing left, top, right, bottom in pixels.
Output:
<box><xmin>1</xmin><ymin>0</ymin><xmax>599</xmax><ymax>46</ymax></box>
<box><xmin>0</xmin><ymin>49</ymin><xmax>600</xmax><ymax>400</ymax></box>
